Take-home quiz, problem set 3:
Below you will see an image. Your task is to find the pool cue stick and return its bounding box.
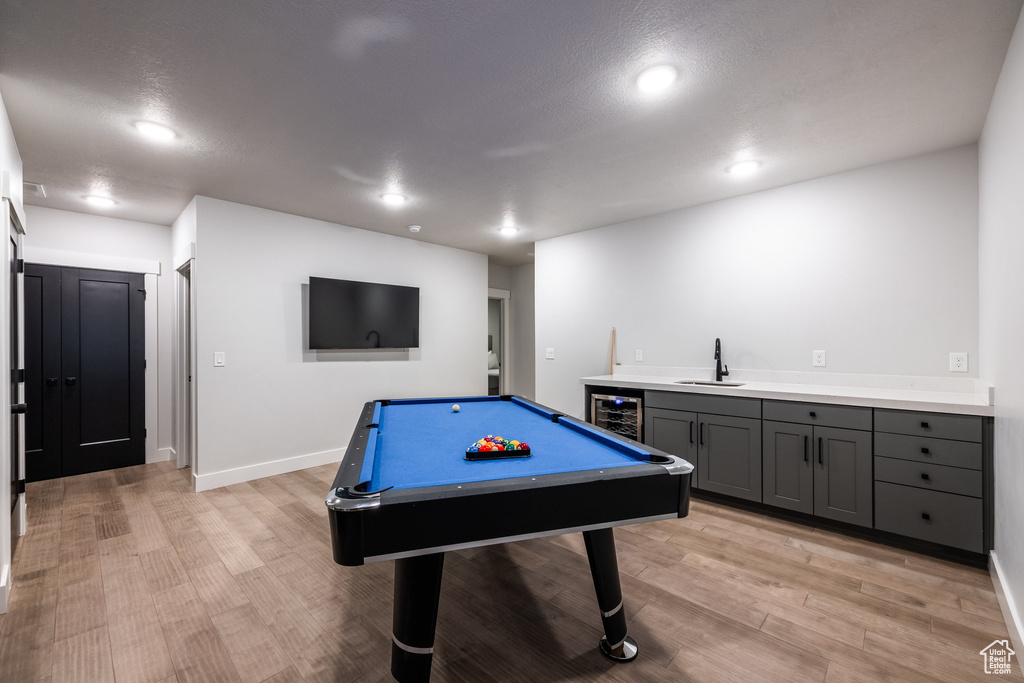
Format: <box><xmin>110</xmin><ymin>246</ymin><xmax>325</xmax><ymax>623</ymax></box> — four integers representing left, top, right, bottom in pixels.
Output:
<box><xmin>610</xmin><ymin>327</ymin><xmax>616</xmax><ymax>375</ymax></box>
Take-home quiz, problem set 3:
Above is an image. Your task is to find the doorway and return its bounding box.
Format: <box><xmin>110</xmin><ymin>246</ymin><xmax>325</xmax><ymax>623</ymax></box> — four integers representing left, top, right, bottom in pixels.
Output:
<box><xmin>487</xmin><ymin>289</ymin><xmax>510</xmax><ymax>395</ymax></box>
<box><xmin>175</xmin><ymin>261</ymin><xmax>195</xmax><ymax>470</ymax></box>
<box><xmin>24</xmin><ymin>264</ymin><xmax>146</xmax><ymax>480</ymax></box>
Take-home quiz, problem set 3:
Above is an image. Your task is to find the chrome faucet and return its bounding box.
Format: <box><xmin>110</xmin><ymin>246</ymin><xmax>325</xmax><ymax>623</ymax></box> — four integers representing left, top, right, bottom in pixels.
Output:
<box><xmin>715</xmin><ymin>338</ymin><xmax>729</xmax><ymax>382</ymax></box>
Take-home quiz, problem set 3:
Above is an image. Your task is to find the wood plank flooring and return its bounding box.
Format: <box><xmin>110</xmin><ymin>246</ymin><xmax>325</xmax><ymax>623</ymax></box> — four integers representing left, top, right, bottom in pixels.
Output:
<box><xmin>1</xmin><ymin>460</ymin><xmax>1018</xmax><ymax>682</ymax></box>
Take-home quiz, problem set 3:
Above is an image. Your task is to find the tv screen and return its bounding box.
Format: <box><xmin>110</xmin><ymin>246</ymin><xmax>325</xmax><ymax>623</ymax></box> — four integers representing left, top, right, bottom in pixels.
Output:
<box><xmin>308</xmin><ymin>277</ymin><xmax>420</xmax><ymax>350</ymax></box>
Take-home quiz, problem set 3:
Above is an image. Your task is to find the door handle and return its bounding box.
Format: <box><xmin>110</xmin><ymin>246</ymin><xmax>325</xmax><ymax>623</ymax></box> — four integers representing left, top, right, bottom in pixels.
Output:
<box><xmin>65</xmin><ymin>377</ymin><xmax>77</xmax><ymax>385</ymax></box>
<box><xmin>11</xmin><ymin>403</ymin><xmax>27</xmax><ymax>414</ymax></box>
<box><xmin>47</xmin><ymin>377</ymin><xmax>59</xmax><ymax>386</ymax></box>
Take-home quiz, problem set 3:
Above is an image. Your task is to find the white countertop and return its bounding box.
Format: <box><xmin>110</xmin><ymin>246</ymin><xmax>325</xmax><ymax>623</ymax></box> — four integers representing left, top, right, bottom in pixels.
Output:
<box><xmin>580</xmin><ymin>370</ymin><xmax>994</xmax><ymax>416</ymax></box>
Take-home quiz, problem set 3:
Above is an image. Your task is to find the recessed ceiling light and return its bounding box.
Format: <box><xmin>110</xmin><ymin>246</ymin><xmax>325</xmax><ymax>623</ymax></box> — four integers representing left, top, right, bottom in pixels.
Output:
<box><xmin>408</xmin><ymin>225</ymin><xmax>421</xmax><ymax>233</ymax></box>
<box><xmin>381</xmin><ymin>193</ymin><xmax>407</xmax><ymax>207</ymax></box>
<box><xmin>84</xmin><ymin>195</ymin><xmax>116</xmax><ymax>208</ymax></box>
<box><xmin>499</xmin><ymin>226</ymin><xmax>519</xmax><ymax>237</ymax></box>
<box><xmin>726</xmin><ymin>160</ymin><xmax>761</xmax><ymax>178</ymax></box>
<box><xmin>636</xmin><ymin>65</ymin><xmax>677</xmax><ymax>93</ymax></box>
<box><xmin>134</xmin><ymin>120</ymin><xmax>176</xmax><ymax>142</ymax></box>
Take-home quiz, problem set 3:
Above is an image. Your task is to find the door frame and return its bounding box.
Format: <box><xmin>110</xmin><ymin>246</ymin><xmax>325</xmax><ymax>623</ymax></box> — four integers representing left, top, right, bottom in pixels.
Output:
<box><xmin>174</xmin><ymin>244</ymin><xmax>197</xmax><ymax>477</ymax></box>
<box><xmin>2</xmin><ymin>191</ymin><xmax>26</xmax><ymax>614</ymax></box>
<box><xmin>487</xmin><ymin>288</ymin><xmax>511</xmax><ymax>394</ymax></box>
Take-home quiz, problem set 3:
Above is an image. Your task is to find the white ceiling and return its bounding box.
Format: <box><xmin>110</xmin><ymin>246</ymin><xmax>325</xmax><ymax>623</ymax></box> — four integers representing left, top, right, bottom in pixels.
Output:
<box><xmin>1</xmin><ymin>1</ymin><xmax>1020</xmax><ymax>266</ymax></box>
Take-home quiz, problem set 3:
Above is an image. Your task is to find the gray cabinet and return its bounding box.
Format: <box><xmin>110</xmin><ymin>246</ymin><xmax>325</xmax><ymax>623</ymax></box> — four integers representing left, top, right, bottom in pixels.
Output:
<box><xmin>762</xmin><ymin>401</ymin><xmax>873</xmax><ymax>527</ymax></box>
<box><xmin>646</xmin><ymin>392</ymin><xmax>762</xmax><ymax>502</ymax></box>
<box><xmin>813</xmin><ymin>426</ymin><xmax>873</xmax><ymax>527</ymax></box>
<box><xmin>763</xmin><ymin>420</ymin><xmax>814</xmax><ymax>514</ymax></box>
<box><xmin>699</xmin><ymin>413</ymin><xmax>762</xmax><ymax>501</ymax></box>
<box><xmin>646</xmin><ymin>407</ymin><xmax>699</xmax><ymax>488</ymax></box>
<box><xmin>873</xmin><ymin>409</ymin><xmax>986</xmax><ymax>552</ymax></box>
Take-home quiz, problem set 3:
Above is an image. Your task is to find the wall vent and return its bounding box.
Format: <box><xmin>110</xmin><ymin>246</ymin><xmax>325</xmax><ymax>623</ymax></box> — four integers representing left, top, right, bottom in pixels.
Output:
<box><xmin>23</xmin><ymin>181</ymin><xmax>46</xmax><ymax>198</ymax></box>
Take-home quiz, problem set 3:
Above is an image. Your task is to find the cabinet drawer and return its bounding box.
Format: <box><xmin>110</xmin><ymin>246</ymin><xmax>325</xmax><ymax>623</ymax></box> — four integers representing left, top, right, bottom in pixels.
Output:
<box><xmin>874</xmin><ymin>432</ymin><xmax>982</xmax><ymax>470</ymax></box>
<box><xmin>874</xmin><ymin>456</ymin><xmax>982</xmax><ymax>497</ymax></box>
<box><xmin>645</xmin><ymin>391</ymin><xmax>761</xmax><ymax>419</ymax></box>
<box><xmin>763</xmin><ymin>400</ymin><xmax>871</xmax><ymax>430</ymax></box>
<box><xmin>874</xmin><ymin>409</ymin><xmax>982</xmax><ymax>442</ymax></box>
<box><xmin>874</xmin><ymin>482</ymin><xmax>982</xmax><ymax>553</ymax></box>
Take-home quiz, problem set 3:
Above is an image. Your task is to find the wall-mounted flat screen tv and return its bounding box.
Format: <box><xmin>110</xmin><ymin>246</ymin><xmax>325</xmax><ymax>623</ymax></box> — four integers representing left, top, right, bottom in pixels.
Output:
<box><xmin>308</xmin><ymin>277</ymin><xmax>420</xmax><ymax>350</ymax></box>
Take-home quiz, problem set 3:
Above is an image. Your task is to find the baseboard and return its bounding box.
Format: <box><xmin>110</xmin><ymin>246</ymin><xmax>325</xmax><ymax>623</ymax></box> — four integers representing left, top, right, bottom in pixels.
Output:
<box><xmin>149</xmin><ymin>448</ymin><xmax>175</xmax><ymax>464</ymax></box>
<box><xmin>193</xmin><ymin>448</ymin><xmax>345</xmax><ymax>492</ymax></box>
<box><xmin>990</xmin><ymin>551</ymin><xmax>1024</xmax><ymax>656</ymax></box>
<box><xmin>0</xmin><ymin>561</ymin><xmax>10</xmax><ymax>614</ymax></box>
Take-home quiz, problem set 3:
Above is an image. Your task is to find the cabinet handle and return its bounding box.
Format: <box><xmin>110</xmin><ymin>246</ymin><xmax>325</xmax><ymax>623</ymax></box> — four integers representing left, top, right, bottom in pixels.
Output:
<box><xmin>809</xmin><ymin>411</ymin><xmax>816</xmax><ymax>418</ymax></box>
<box><xmin>803</xmin><ymin>435</ymin><xmax>809</xmax><ymax>463</ymax></box>
<box><xmin>921</xmin><ymin>447</ymin><xmax>930</xmax><ymax>455</ymax></box>
<box><xmin>689</xmin><ymin>421</ymin><xmax>694</xmax><ymax>445</ymax></box>
<box><xmin>46</xmin><ymin>377</ymin><xmax>59</xmax><ymax>386</ymax></box>
<box><xmin>65</xmin><ymin>377</ymin><xmax>77</xmax><ymax>386</ymax></box>
<box><xmin>920</xmin><ymin>473</ymin><xmax>930</xmax><ymax>481</ymax></box>
<box><xmin>700</xmin><ymin>422</ymin><xmax>704</xmax><ymax>446</ymax></box>
<box><xmin>921</xmin><ymin>512</ymin><xmax>931</xmax><ymax>521</ymax></box>
<box><xmin>818</xmin><ymin>437</ymin><xmax>823</xmax><ymax>465</ymax></box>
<box><xmin>921</xmin><ymin>421</ymin><xmax>930</xmax><ymax>429</ymax></box>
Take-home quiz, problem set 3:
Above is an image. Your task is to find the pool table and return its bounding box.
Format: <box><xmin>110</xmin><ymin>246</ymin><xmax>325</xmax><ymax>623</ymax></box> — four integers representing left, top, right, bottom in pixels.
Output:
<box><xmin>326</xmin><ymin>395</ymin><xmax>693</xmax><ymax>682</ymax></box>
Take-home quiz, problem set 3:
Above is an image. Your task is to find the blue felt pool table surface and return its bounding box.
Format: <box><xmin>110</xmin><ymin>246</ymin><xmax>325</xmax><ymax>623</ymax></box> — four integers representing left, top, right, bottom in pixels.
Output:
<box><xmin>363</xmin><ymin>397</ymin><xmax>652</xmax><ymax>491</ymax></box>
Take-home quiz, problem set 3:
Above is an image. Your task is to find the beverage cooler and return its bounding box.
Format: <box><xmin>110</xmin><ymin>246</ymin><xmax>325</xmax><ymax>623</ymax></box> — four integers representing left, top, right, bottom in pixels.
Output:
<box><xmin>589</xmin><ymin>393</ymin><xmax>643</xmax><ymax>441</ymax></box>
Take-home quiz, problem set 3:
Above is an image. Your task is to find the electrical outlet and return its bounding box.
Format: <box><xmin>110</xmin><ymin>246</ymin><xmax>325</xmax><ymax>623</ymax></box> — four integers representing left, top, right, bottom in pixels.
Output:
<box><xmin>545</xmin><ymin>348</ymin><xmax>555</xmax><ymax>360</ymax></box>
<box><xmin>950</xmin><ymin>352</ymin><xmax>968</xmax><ymax>372</ymax></box>
<box><xmin>635</xmin><ymin>349</ymin><xmax>643</xmax><ymax>362</ymax></box>
<box><xmin>812</xmin><ymin>350</ymin><xmax>826</xmax><ymax>367</ymax></box>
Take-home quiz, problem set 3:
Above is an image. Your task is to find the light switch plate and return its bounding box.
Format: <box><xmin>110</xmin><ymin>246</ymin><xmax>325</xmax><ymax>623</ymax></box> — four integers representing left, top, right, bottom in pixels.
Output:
<box><xmin>635</xmin><ymin>349</ymin><xmax>643</xmax><ymax>362</ymax></box>
<box><xmin>214</xmin><ymin>351</ymin><xmax>225</xmax><ymax>367</ymax></box>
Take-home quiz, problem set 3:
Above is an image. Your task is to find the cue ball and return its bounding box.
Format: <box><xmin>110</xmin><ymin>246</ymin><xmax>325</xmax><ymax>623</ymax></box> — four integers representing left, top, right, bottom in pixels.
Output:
<box><xmin>452</xmin><ymin>404</ymin><xmax>460</xmax><ymax>413</ymax></box>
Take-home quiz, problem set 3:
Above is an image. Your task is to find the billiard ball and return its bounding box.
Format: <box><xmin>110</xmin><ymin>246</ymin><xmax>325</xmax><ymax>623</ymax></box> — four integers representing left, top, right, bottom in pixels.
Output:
<box><xmin>452</xmin><ymin>404</ymin><xmax>460</xmax><ymax>413</ymax></box>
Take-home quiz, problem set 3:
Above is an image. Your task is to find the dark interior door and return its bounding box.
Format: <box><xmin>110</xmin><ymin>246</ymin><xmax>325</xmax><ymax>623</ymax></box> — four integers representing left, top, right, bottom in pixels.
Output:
<box><xmin>25</xmin><ymin>265</ymin><xmax>145</xmax><ymax>480</ymax></box>
<box><xmin>25</xmin><ymin>264</ymin><xmax>62</xmax><ymax>481</ymax></box>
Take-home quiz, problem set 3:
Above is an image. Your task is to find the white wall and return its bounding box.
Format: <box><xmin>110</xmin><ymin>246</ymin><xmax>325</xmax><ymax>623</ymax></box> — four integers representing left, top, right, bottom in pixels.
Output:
<box><xmin>488</xmin><ymin>264</ymin><xmax>511</xmax><ymax>290</ymax></box>
<box><xmin>191</xmin><ymin>197</ymin><xmax>488</xmax><ymax>488</ymax></box>
<box><xmin>171</xmin><ymin>197</ymin><xmax>197</xmax><ymax>266</ymax></box>
<box><xmin>23</xmin><ymin>206</ymin><xmax>175</xmax><ymax>462</ymax></box>
<box><xmin>510</xmin><ymin>263</ymin><xmax>535</xmax><ymax>399</ymax></box>
<box><xmin>536</xmin><ymin>145</ymin><xmax>980</xmax><ymax>417</ymax></box>
<box><xmin>979</xmin><ymin>3</ymin><xmax>1024</xmax><ymax>653</ymax></box>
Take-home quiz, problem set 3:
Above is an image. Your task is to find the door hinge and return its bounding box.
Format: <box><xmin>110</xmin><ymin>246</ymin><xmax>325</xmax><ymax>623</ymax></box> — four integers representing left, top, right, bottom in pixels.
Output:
<box><xmin>15</xmin><ymin>479</ymin><xmax>25</xmax><ymax>495</ymax></box>
<box><xmin>138</xmin><ymin>288</ymin><xmax>147</xmax><ymax>299</ymax></box>
<box><xmin>144</xmin><ymin>359</ymin><xmax>147</xmax><ymax>370</ymax></box>
<box><xmin>13</xmin><ymin>368</ymin><xmax>25</xmax><ymax>383</ymax></box>
<box><xmin>15</xmin><ymin>258</ymin><xmax>24</xmax><ymax>273</ymax></box>
<box><xmin>145</xmin><ymin>428</ymin><xmax>148</xmax><ymax>438</ymax></box>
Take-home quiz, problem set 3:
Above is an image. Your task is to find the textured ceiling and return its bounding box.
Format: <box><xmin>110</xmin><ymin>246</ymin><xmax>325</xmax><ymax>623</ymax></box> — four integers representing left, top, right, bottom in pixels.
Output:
<box><xmin>1</xmin><ymin>0</ymin><xmax>1020</xmax><ymax>265</ymax></box>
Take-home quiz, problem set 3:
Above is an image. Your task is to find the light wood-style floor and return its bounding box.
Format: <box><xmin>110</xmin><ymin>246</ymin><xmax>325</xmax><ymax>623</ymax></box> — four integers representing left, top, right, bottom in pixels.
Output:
<box><xmin>0</xmin><ymin>460</ymin><xmax>1019</xmax><ymax>683</ymax></box>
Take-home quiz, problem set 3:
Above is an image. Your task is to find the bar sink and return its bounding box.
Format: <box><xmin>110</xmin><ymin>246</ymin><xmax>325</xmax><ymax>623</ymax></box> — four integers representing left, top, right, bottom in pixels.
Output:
<box><xmin>674</xmin><ymin>380</ymin><xmax>745</xmax><ymax>387</ymax></box>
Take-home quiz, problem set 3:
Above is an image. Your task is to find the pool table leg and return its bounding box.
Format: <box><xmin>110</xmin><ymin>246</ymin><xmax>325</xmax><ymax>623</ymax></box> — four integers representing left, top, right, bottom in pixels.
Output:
<box><xmin>582</xmin><ymin>528</ymin><xmax>638</xmax><ymax>662</ymax></box>
<box><xmin>391</xmin><ymin>552</ymin><xmax>446</xmax><ymax>682</ymax></box>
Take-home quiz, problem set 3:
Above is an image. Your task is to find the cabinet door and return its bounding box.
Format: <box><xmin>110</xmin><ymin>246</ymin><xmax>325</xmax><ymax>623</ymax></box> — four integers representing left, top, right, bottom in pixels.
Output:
<box><xmin>814</xmin><ymin>426</ymin><xmax>872</xmax><ymax>527</ymax></box>
<box><xmin>646</xmin><ymin>407</ymin><xmax>699</xmax><ymax>488</ymax></box>
<box><xmin>698</xmin><ymin>415</ymin><xmax>762</xmax><ymax>502</ymax></box>
<box><xmin>763</xmin><ymin>421</ymin><xmax>813</xmax><ymax>514</ymax></box>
